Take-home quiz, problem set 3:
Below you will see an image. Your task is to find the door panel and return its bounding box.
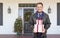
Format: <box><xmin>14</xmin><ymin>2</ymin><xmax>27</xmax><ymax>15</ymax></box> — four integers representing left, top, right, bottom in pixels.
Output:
<box><xmin>24</xmin><ymin>9</ymin><xmax>34</xmax><ymax>35</ymax></box>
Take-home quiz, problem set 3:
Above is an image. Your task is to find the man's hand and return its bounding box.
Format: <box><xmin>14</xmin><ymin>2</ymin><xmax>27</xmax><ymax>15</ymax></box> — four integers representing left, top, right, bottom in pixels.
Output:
<box><xmin>33</xmin><ymin>29</ymin><xmax>37</xmax><ymax>33</ymax></box>
<box><xmin>33</xmin><ymin>29</ymin><xmax>46</xmax><ymax>33</ymax></box>
<box><xmin>42</xmin><ymin>28</ymin><xmax>45</xmax><ymax>33</ymax></box>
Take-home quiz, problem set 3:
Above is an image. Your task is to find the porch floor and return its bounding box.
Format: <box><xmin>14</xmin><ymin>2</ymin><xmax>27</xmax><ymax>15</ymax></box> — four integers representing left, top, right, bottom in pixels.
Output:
<box><xmin>0</xmin><ymin>34</ymin><xmax>60</xmax><ymax>38</ymax></box>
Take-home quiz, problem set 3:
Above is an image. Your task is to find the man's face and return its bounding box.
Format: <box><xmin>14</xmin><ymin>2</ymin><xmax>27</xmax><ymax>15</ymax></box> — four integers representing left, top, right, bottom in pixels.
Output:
<box><xmin>37</xmin><ymin>4</ymin><xmax>43</xmax><ymax>12</ymax></box>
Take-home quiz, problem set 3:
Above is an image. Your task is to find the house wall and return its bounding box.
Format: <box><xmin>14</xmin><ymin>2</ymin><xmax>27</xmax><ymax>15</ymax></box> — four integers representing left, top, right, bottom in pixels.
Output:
<box><xmin>0</xmin><ymin>0</ymin><xmax>60</xmax><ymax>34</ymax></box>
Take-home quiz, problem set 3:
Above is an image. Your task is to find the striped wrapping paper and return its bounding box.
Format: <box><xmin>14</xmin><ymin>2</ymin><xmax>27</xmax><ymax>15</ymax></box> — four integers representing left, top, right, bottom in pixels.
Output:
<box><xmin>33</xmin><ymin>19</ymin><xmax>44</xmax><ymax>33</ymax></box>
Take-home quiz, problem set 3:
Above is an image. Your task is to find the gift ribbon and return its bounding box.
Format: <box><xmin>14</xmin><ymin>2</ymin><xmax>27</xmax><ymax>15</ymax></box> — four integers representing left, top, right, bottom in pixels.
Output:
<box><xmin>36</xmin><ymin>19</ymin><xmax>44</xmax><ymax>32</ymax></box>
<box><xmin>37</xmin><ymin>19</ymin><xmax>39</xmax><ymax>32</ymax></box>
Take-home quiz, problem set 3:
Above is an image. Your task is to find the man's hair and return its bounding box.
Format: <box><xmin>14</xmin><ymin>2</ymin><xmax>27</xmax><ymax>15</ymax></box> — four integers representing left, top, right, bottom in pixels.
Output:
<box><xmin>36</xmin><ymin>2</ymin><xmax>43</xmax><ymax>6</ymax></box>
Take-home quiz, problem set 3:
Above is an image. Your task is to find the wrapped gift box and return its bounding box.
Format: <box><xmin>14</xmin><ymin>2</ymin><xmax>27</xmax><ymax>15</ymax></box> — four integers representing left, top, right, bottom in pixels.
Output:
<box><xmin>33</xmin><ymin>19</ymin><xmax>44</xmax><ymax>33</ymax></box>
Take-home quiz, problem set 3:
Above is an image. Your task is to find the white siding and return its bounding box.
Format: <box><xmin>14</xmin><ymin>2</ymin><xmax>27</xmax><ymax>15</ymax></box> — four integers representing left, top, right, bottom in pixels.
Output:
<box><xmin>0</xmin><ymin>0</ymin><xmax>60</xmax><ymax>34</ymax></box>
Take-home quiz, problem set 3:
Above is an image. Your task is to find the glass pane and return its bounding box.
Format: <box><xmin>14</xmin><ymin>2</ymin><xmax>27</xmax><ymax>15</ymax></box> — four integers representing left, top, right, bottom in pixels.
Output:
<box><xmin>57</xmin><ymin>3</ymin><xmax>60</xmax><ymax>25</ymax></box>
<box><xmin>0</xmin><ymin>3</ymin><xmax>3</xmax><ymax>25</ymax></box>
<box><xmin>19</xmin><ymin>3</ymin><xmax>36</xmax><ymax>7</ymax></box>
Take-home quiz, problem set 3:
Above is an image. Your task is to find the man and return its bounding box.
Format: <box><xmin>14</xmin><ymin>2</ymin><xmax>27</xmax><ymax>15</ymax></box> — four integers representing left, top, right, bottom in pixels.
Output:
<box><xmin>29</xmin><ymin>2</ymin><xmax>51</xmax><ymax>38</ymax></box>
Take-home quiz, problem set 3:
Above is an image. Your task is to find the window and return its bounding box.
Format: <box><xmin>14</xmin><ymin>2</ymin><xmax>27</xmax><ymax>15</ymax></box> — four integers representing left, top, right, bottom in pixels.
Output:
<box><xmin>19</xmin><ymin>3</ymin><xmax>36</xmax><ymax>7</ymax></box>
<box><xmin>57</xmin><ymin>3</ymin><xmax>60</xmax><ymax>25</ymax></box>
<box><xmin>0</xmin><ymin>3</ymin><xmax>3</xmax><ymax>25</ymax></box>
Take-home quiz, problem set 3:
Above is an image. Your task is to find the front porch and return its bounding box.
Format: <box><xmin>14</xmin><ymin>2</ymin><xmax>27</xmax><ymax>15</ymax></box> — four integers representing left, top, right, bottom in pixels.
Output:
<box><xmin>0</xmin><ymin>34</ymin><xmax>60</xmax><ymax>38</ymax></box>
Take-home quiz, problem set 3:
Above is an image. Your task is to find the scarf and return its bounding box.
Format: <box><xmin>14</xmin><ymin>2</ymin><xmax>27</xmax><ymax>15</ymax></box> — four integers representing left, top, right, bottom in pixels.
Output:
<box><xmin>36</xmin><ymin>11</ymin><xmax>44</xmax><ymax>19</ymax></box>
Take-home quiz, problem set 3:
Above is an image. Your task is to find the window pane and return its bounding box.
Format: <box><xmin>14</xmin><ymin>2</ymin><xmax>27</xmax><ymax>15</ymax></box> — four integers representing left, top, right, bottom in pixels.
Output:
<box><xmin>0</xmin><ymin>3</ymin><xmax>3</xmax><ymax>25</ymax></box>
<box><xmin>57</xmin><ymin>3</ymin><xmax>60</xmax><ymax>25</ymax></box>
<box><xmin>19</xmin><ymin>3</ymin><xmax>36</xmax><ymax>7</ymax></box>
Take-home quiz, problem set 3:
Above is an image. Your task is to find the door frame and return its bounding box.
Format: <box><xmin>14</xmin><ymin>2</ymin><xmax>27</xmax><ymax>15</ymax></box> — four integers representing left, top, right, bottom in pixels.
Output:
<box><xmin>18</xmin><ymin>7</ymin><xmax>36</xmax><ymax>35</ymax></box>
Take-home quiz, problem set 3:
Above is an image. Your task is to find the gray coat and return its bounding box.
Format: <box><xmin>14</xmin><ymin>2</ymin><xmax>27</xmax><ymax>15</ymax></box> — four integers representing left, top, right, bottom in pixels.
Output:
<box><xmin>29</xmin><ymin>12</ymin><xmax>51</xmax><ymax>38</ymax></box>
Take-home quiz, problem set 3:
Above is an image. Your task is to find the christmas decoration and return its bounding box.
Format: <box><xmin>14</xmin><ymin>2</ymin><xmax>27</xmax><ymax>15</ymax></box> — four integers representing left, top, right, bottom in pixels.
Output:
<box><xmin>14</xmin><ymin>17</ymin><xmax>22</xmax><ymax>36</ymax></box>
<box><xmin>24</xmin><ymin>12</ymin><xmax>32</xmax><ymax>21</ymax></box>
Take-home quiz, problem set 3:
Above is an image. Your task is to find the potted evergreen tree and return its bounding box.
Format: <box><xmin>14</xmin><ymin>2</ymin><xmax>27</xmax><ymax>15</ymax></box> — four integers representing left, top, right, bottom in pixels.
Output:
<box><xmin>14</xmin><ymin>17</ymin><xmax>22</xmax><ymax>36</ymax></box>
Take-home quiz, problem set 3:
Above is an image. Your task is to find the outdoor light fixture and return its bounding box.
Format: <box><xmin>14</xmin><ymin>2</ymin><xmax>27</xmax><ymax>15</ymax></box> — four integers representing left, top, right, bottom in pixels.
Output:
<box><xmin>48</xmin><ymin>6</ymin><xmax>51</xmax><ymax>13</ymax></box>
<box><xmin>8</xmin><ymin>6</ymin><xmax>11</xmax><ymax>13</ymax></box>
